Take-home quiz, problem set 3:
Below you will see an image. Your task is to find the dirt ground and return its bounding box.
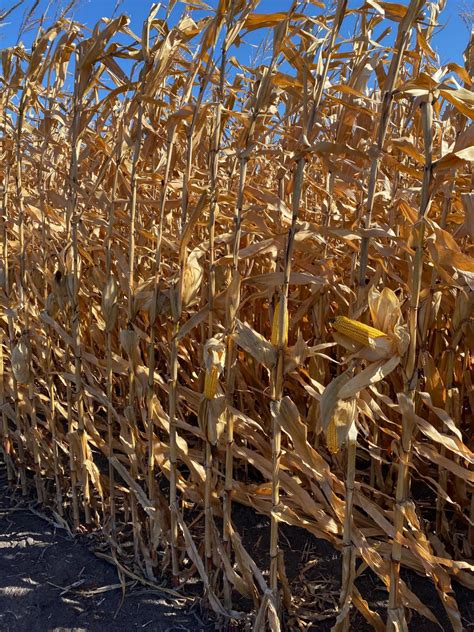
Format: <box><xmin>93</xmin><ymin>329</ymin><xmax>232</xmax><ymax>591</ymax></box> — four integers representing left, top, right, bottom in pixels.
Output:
<box><xmin>232</xmin><ymin>502</ymin><xmax>474</xmax><ymax>632</ymax></box>
<box><xmin>0</xmin><ymin>465</ymin><xmax>214</xmax><ymax>632</ymax></box>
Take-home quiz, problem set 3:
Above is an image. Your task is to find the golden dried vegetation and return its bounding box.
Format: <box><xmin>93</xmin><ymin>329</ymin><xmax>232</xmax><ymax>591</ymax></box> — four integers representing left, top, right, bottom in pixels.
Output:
<box><xmin>0</xmin><ymin>1</ymin><xmax>473</xmax><ymax>630</ymax></box>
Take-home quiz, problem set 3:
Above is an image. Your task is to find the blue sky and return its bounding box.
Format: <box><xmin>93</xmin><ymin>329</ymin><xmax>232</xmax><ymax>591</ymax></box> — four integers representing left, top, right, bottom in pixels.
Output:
<box><xmin>0</xmin><ymin>0</ymin><xmax>471</xmax><ymax>67</ymax></box>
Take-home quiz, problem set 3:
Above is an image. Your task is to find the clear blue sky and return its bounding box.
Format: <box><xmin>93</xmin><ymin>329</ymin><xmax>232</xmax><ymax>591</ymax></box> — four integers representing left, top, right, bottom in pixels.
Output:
<box><xmin>0</xmin><ymin>0</ymin><xmax>471</xmax><ymax>66</ymax></box>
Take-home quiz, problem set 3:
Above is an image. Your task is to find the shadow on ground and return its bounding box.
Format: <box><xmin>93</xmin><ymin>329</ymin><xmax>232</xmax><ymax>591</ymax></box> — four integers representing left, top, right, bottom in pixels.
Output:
<box><xmin>0</xmin><ymin>468</ymin><xmax>212</xmax><ymax>632</ymax></box>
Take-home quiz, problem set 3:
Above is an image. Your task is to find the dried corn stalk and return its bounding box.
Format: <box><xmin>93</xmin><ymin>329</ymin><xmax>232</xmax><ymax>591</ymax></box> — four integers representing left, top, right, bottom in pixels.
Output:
<box><xmin>0</xmin><ymin>3</ymin><xmax>472</xmax><ymax>631</ymax></box>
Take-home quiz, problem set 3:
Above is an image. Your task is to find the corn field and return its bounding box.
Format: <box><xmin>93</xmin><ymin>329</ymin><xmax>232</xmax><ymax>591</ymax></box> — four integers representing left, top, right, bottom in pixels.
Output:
<box><xmin>0</xmin><ymin>1</ymin><xmax>473</xmax><ymax>629</ymax></box>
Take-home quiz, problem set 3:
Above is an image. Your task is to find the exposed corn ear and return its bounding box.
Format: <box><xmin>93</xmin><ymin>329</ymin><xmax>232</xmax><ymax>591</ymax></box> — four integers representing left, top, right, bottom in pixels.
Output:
<box><xmin>204</xmin><ymin>366</ymin><xmax>219</xmax><ymax>400</ymax></box>
<box><xmin>271</xmin><ymin>299</ymin><xmax>288</xmax><ymax>347</ymax></box>
<box><xmin>332</xmin><ymin>316</ymin><xmax>387</xmax><ymax>346</ymax></box>
<box><xmin>255</xmin><ymin>484</ymin><xmax>272</xmax><ymax>496</ymax></box>
<box><xmin>203</xmin><ymin>336</ymin><xmax>226</xmax><ymax>399</ymax></box>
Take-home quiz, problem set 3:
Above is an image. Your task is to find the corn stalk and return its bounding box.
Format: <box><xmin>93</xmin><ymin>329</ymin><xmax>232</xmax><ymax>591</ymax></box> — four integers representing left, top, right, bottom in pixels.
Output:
<box><xmin>357</xmin><ymin>0</ymin><xmax>426</xmax><ymax>292</ymax></box>
<box><xmin>68</xmin><ymin>49</ymin><xmax>91</xmax><ymax>525</ymax></box>
<box><xmin>387</xmin><ymin>95</ymin><xmax>433</xmax><ymax>632</ymax></box>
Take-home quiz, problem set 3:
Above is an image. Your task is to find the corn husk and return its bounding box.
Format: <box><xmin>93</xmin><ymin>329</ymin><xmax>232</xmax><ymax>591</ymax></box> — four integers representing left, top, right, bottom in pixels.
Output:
<box><xmin>11</xmin><ymin>334</ymin><xmax>32</xmax><ymax>384</ymax></box>
<box><xmin>102</xmin><ymin>275</ymin><xmax>119</xmax><ymax>332</ymax></box>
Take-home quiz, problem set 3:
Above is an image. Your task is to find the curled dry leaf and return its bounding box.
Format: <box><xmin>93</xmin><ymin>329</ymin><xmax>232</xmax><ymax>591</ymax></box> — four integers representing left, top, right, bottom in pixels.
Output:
<box><xmin>284</xmin><ymin>331</ymin><xmax>309</xmax><ymax>374</ymax></box>
<box><xmin>234</xmin><ymin>319</ymin><xmax>276</xmax><ymax>369</ymax></box>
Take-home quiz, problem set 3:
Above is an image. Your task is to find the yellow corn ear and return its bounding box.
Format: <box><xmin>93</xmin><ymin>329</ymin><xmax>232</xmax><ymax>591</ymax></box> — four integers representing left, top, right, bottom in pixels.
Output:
<box><xmin>326</xmin><ymin>417</ymin><xmax>339</xmax><ymax>454</ymax></box>
<box><xmin>254</xmin><ymin>484</ymin><xmax>272</xmax><ymax>496</ymax></box>
<box><xmin>332</xmin><ymin>316</ymin><xmax>386</xmax><ymax>346</ymax></box>
<box><xmin>204</xmin><ymin>366</ymin><xmax>219</xmax><ymax>399</ymax></box>
<box><xmin>271</xmin><ymin>299</ymin><xmax>288</xmax><ymax>347</ymax></box>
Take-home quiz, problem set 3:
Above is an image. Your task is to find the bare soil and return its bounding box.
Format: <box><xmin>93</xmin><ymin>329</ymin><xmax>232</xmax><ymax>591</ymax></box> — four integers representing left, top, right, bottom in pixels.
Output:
<box><xmin>0</xmin><ymin>465</ymin><xmax>213</xmax><ymax>632</ymax></box>
<box><xmin>232</xmin><ymin>502</ymin><xmax>474</xmax><ymax>631</ymax></box>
